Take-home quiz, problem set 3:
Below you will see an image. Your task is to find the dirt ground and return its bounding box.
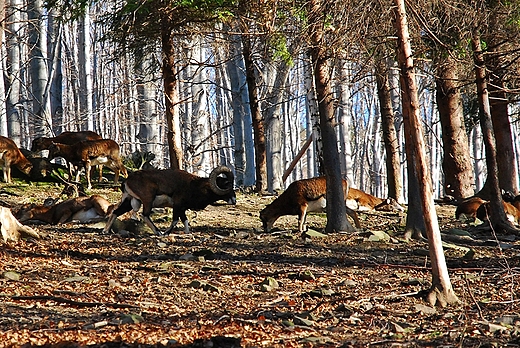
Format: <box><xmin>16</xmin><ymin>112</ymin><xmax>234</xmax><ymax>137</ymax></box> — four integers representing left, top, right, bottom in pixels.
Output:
<box><xmin>1</xmin><ymin>181</ymin><xmax>520</xmax><ymax>348</ymax></box>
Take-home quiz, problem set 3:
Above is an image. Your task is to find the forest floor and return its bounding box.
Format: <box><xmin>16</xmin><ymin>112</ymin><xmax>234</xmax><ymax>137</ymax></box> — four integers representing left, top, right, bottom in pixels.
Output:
<box><xmin>1</xmin><ymin>181</ymin><xmax>520</xmax><ymax>348</ymax></box>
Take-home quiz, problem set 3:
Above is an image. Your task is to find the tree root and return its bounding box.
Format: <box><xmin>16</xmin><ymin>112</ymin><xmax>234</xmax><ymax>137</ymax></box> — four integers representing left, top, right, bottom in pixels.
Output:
<box><xmin>426</xmin><ymin>284</ymin><xmax>460</xmax><ymax>307</ymax></box>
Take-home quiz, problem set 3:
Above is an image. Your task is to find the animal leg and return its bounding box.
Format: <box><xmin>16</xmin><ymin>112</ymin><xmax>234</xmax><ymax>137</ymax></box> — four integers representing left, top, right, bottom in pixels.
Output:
<box><xmin>346</xmin><ymin>206</ymin><xmax>361</xmax><ymax>229</ymax></box>
<box><xmin>85</xmin><ymin>161</ymin><xmax>92</xmax><ymax>189</ymax></box>
<box><xmin>58</xmin><ymin>211</ymin><xmax>73</xmax><ymax>224</ymax></box>
<box><xmin>298</xmin><ymin>205</ymin><xmax>308</xmax><ymax>232</ymax></box>
<box><xmin>102</xmin><ymin>194</ymin><xmax>133</xmax><ymax>233</ymax></box>
<box><xmin>98</xmin><ymin>165</ymin><xmax>103</xmax><ymax>182</ymax></box>
<box><xmin>3</xmin><ymin>166</ymin><xmax>10</xmax><ymax>183</ymax></box>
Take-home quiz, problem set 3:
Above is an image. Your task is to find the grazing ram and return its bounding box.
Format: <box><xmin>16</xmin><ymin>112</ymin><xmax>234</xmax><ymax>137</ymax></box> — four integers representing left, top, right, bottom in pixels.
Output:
<box><xmin>48</xmin><ymin>139</ymin><xmax>127</xmax><ymax>189</ymax></box>
<box><xmin>0</xmin><ymin>136</ymin><xmax>33</xmax><ymax>183</ymax></box>
<box><xmin>259</xmin><ymin>177</ymin><xmax>361</xmax><ymax>233</ymax></box>
<box><xmin>16</xmin><ymin>195</ymin><xmax>113</xmax><ymax>224</ymax></box>
<box><xmin>346</xmin><ymin>188</ymin><xmax>404</xmax><ymax>212</ymax></box>
<box><xmin>32</xmin><ymin>131</ymin><xmax>103</xmax><ymax>180</ymax></box>
<box><xmin>103</xmin><ymin>166</ymin><xmax>236</xmax><ymax>235</ymax></box>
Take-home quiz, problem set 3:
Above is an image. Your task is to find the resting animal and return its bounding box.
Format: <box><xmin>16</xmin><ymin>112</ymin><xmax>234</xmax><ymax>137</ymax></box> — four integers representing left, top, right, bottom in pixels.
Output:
<box><xmin>0</xmin><ymin>136</ymin><xmax>33</xmax><ymax>183</ymax></box>
<box><xmin>103</xmin><ymin>166</ymin><xmax>236</xmax><ymax>235</ymax></box>
<box><xmin>259</xmin><ymin>177</ymin><xmax>361</xmax><ymax>233</ymax></box>
<box><xmin>346</xmin><ymin>188</ymin><xmax>404</xmax><ymax>212</ymax></box>
<box><xmin>16</xmin><ymin>195</ymin><xmax>114</xmax><ymax>224</ymax></box>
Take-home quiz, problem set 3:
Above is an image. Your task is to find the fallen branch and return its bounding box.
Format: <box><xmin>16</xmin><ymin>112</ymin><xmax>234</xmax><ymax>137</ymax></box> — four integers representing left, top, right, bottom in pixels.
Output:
<box><xmin>10</xmin><ymin>295</ymin><xmax>139</xmax><ymax>309</ymax></box>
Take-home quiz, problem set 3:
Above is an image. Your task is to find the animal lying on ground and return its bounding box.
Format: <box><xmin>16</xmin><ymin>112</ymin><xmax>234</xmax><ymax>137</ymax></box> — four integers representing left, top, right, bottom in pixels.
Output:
<box><xmin>259</xmin><ymin>176</ymin><xmax>361</xmax><ymax>233</ymax></box>
<box><xmin>31</xmin><ymin>131</ymin><xmax>103</xmax><ymax>181</ymax></box>
<box><xmin>16</xmin><ymin>195</ymin><xmax>114</xmax><ymax>224</ymax></box>
<box><xmin>0</xmin><ymin>136</ymin><xmax>33</xmax><ymax>183</ymax></box>
<box><xmin>346</xmin><ymin>188</ymin><xmax>404</xmax><ymax>212</ymax></box>
<box><xmin>456</xmin><ymin>196</ymin><xmax>520</xmax><ymax>225</ymax></box>
<box><xmin>103</xmin><ymin>166</ymin><xmax>236</xmax><ymax>235</ymax></box>
<box><xmin>48</xmin><ymin>139</ymin><xmax>127</xmax><ymax>189</ymax></box>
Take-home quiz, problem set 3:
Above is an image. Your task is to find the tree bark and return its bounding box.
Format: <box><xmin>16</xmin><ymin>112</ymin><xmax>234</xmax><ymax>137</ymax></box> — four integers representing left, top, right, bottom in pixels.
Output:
<box><xmin>78</xmin><ymin>10</ymin><xmax>93</xmax><ymax>131</ymax></box>
<box><xmin>375</xmin><ymin>59</ymin><xmax>402</xmax><ymax>201</ymax></box>
<box><xmin>6</xmin><ymin>0</ymin><xmax>22</xmax><ymax>142</ymax></box>
<box><xmin>490</xmin><ymin>78</ymin><xmax>517</xmax><ymax>194</ymax></box>
<box><xmin>435</xmin><ymin>56</ymin><xmax>474</xmax><ymax>200</ymax></box>
<box><xmin>161</xmin><ymin>25</ymin><xmax>182</xmax><ymax>169</ymax></box>
<box><xmin>394</xmin><ymin>0</ymin><xmax>458</xmax><ymax>306</ymax></box>
<box><xmin>471</xmin><ymin>30</ymin><xmax>516</xmax><ymax>234</ymax></box>
<box><xmin>242</xmin><ymin>32</ymin><xmax>267</xmax><ymax>193</ymax></box>
<box><xmin>309</xmin><ymin>0</ymin><xmax>354</xmax><ymax>233</ymax></box>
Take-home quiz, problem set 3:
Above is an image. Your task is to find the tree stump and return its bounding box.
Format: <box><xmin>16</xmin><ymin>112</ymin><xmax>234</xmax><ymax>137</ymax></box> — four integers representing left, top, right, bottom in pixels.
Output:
<box><xmin>0</xmin><ymin>207</ymin><xmax>40</xmax><ymax>242</ymax></box>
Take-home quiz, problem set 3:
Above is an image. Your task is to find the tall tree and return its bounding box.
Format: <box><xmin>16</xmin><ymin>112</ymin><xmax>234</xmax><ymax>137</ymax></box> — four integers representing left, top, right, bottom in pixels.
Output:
<box><xmin>375</xmin><ymin>59</ymin><xmax>402</xmax><ymax>201</ymax></box>
<box><xmin>435</xmin><ymin>55</ymin><xmax>474</xmax><ymax>200</ymax></box>
<box><xmin>241</xmin><ymin>27</ymin><xmax>267</xmax><ymax>193</ymax></box>
<box><xmin>28</xmin><ymin>0</ymin><xmax>52</xmax><ymax>136</ymax></box>
<box><xmin>394</xmin><ymin>0</ymin><xmax>458</xmax><ymax>306</ymax></box>
<box><xmin>308</xmin><ymin>0</ymin><xmax>354</xmax><ymax>233</ymax></box>
<box><xmin>471</xmin><ymin>28</ymin><xmax>516</xmax><ymax>234</ymax></box>
<box><xmin>6</xmin><ymin>0</ymin><xmax>22</xmax><ymax>142</ymax></box>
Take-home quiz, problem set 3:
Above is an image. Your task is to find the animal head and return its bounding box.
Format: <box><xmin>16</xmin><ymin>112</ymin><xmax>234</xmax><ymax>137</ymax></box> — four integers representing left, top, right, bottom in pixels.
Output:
<box><xmin>31</xmin><ymin>137</ymin><xmax>51</xmax><ymax>152</ymax></box>
<box><xmin>259</xmin><ymin>205</ymin><xmax>278</xmax><ymax>233</ymax></box>
<box><xmin>209</xmin><ymin>166</ymin><xmax>236</xmax><ymax>204</ymax></box>
<box><xmin>15</xmin><ymin>203</ymin><xmax>45</xmax><ymax>222</ymax></box>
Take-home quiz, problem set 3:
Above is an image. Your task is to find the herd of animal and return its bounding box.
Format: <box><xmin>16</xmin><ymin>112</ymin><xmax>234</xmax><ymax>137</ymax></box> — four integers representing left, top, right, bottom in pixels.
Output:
<box><xmin>3</xmin><ymin>130</ymin><xmax>512</xmax><ymax>235</ymax></box>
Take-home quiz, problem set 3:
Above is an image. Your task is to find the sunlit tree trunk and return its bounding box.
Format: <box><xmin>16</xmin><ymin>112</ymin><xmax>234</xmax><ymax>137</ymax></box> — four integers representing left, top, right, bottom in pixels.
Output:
<box><xmin>0</xmin><ymin>0</ymin><xmax>6</xmax><ymax>135</ymax></box>
<box><xmin>136</xmin><ymin>53</ymin><xmax>158</xmax><ymax>156</ymax></box>
<box><xmin>304</xmin><ymin>51</ymin><xmax>321</xmax><ymax>177</ymax></box>
<box><xmin>28</xmin><ymin>0</ymin><xmax>51</xmax><ymax>136</ymax></box>
<box><xmin>337</xmin><ymin>60</ymin><xmax>354</xmax><ymax>181</ymax></box>
<box><xmin>78</xmin><ymin>10</ymin><xmax>93</xmax><ymax>131</ymax></box>
<box><xmin>6</xmin><ymin>0</ymin><xmax>22</xmax><ymax>142</ymax></box>
<box><xmin>394</xmin><ymin>0</ymin><xmax>458</xmax><ymax>306</ymax></box>
<box><xmin>48</xmin><ymin>11</ymin><xmax>63</xmax><ymax>135</ymax></box>
<box><xmin>265</xmin><ymin>62</ymin><xmax>290</xmax><ymax>192</ymax></box>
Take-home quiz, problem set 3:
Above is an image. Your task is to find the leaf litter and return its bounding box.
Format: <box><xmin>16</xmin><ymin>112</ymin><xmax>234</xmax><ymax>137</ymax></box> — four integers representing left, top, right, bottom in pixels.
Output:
<box><xmin>0</xmin><ymin>185</ymin><xmax>520</xmax><ymax>347</ymax></box>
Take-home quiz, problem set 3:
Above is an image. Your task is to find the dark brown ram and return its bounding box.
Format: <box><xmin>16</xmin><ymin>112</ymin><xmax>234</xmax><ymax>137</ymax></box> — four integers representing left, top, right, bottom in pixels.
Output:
<box><xmin>103</xmin><ymin>166</ymin><xmax>236</xmax><ymax>235</ymax></box>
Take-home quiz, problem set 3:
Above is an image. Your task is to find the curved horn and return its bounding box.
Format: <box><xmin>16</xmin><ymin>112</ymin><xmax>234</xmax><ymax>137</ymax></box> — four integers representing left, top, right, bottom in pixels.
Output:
<box><xmin>209</xmin><ymin>166</ymin><xmax>234</xmax><ymax>195</ymax></box>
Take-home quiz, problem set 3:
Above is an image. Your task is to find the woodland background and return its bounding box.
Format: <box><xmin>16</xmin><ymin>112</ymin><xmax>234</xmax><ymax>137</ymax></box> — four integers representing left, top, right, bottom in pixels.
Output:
<box><xmin>1</xmin><ymin>0</ymin><xmax>520</xmax><ymax>200</ymax></box>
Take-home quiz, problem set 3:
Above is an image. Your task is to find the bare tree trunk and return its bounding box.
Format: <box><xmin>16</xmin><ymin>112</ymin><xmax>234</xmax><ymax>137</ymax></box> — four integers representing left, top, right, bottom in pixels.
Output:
<box><xmin>304</xmin><ymin>51</ymin><xmax>322</xmax><ymax>177</ymax></box>
<box><xmin>78</xmin><ymin>11</ymin><xmax>93</xmax><ymax>131</ymax></box>
<box><xmin>435</xmin><ymin>56</ymin><xmax>474</xmax><ymax>200</ymax></box>
<box><xmin>490</xmin><ymin>80</ymin><xmax>517</xmax><ymax>194</ymax></box>
<box><xmin>309</xmin><ymin>0</ymin><xmax>354</xmax><ymax>233</ymax></box>
<box><xmin>471</xmin><ymin>30</ymin><xmax>516</xmax><ymax>234</ymax></box>
<box><xmin>136</xmin><ymin>53</ymin><xmax>158</xmax><ymax>155</ymax></box>
<box><xmin>48</xmin><ymin>11</ymin><xmax>63</xmax><ymax>135</ymax></box>
<box><xmin>394</xmin><ymin>0</ymin><xmax>458</xmax><ymax>306</ymax></box>
<box><xmin>6</xmin><ymin>0</ymin><xmax>22</xmax><ymax>142</ymax></box>
<box><xmin>265</xmin><ymin>62</ymin><xmax>291</xmax><ymax>192</ymax></box>
<box><xmin>242</xmin><ymin>33</ymin><xmax>267</xmax><ymax>193</ymax></box>
<box><xmin>28</xmin><ymin>0</ymin><xmax>51</xmax><ymax>136</ymax></box>
<box><xmin>0</xmin><ymin>0</ymin><xmax>6</xmax><ymax>136</ymax></box>
<box><xmin>375</xmin><ymin>60</ymin><xmax>402</xmax><ymax>201</ymax></box>
<box><xmin>337</xmin><ymin>60</ymin><xmax>354</xmax><ymax>181</ymax></box>
<box><xmin>161</xmin><ymin>26</ymin><xmax>182</xmax><ymax>169</ymax></box>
